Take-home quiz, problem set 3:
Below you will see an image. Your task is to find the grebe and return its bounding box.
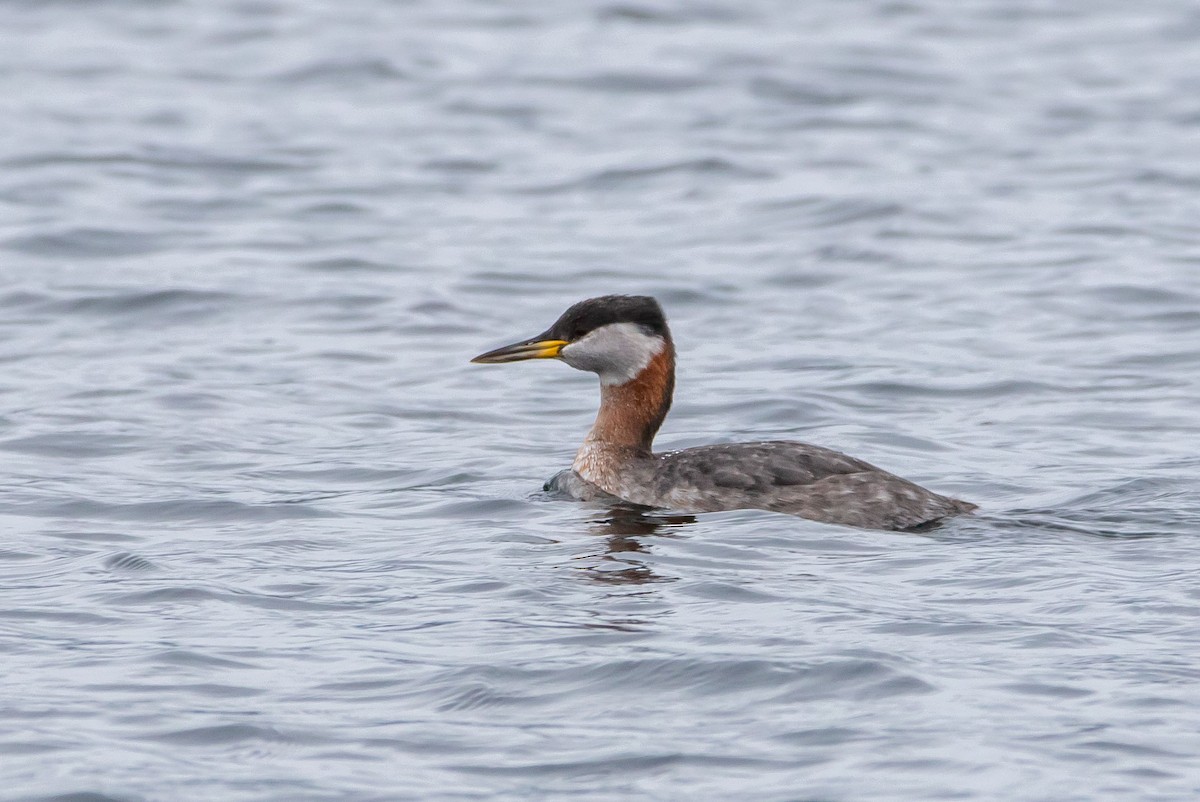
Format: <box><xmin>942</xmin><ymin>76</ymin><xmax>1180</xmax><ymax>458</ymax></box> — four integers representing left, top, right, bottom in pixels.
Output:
<box><xmin>471</xmin><ymin>295</ymin><xmax>976</xmax><ymax>531</ymax></box>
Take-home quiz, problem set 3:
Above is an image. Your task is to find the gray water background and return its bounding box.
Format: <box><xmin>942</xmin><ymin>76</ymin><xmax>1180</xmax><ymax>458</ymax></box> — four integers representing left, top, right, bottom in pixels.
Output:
<box><xmin>2</xmin><ymin>0</ymin><xmax>1199</xmax><ymax>799</ymax></box>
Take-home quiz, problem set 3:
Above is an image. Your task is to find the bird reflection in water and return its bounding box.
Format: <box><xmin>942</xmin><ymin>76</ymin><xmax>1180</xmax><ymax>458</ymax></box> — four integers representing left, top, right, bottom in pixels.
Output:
<box><xmin>575</xmin><ymin>504</ymin><xmax>695</xmax><ymax>585</ymax></box>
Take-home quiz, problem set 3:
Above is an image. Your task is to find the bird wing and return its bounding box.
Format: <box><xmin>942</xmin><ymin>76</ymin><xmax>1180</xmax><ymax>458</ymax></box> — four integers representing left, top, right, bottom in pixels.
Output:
<box><xmin>655</xmin><ymin>440</ymin><xmax>972</xmax><ymax>529</ymax></box>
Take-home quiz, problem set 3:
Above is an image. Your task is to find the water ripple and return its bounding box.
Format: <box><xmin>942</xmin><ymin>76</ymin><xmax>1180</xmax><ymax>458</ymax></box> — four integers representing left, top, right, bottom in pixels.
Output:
<box><xmin>519</xmin><ymin>157</ymin><xmax>770</xmax><ymax>194</ymax></box>
<box><xmin>4</xmin><ymin>229</ymin><xmax>170</xmax><ymax>258</ymax></box>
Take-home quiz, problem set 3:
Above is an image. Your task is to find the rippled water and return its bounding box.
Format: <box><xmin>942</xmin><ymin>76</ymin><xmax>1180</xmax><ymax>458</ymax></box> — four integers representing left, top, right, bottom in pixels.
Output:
<box><xmin>3</xmin><ymin>1</ymin><xmax>1199</xmax><ymax>799</ymax></box>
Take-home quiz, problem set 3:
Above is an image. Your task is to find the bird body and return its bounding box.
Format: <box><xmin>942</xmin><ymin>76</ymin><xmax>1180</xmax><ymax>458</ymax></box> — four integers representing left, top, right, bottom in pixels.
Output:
<box><xmin>472</xmin><ymin>295</ymin><xmax>975</xmax><ymax>531</ymax></box>
<box><xmin>573</xmin><ymin>440</ymin><xmax>973</xmax><ymax>530</ymax></box>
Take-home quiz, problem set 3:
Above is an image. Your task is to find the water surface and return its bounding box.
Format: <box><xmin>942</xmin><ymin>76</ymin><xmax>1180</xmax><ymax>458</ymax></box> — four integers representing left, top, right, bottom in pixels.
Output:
<box><xmin>2</xmin><ymin>1</ymin><xmax>1199</xmax><ymax>800</ymax></box>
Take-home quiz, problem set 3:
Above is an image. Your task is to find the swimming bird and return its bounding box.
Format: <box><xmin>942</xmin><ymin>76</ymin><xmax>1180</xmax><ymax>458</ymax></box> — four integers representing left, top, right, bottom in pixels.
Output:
<box><xmin>471</xmin><ymin>295</ymin><xmax>975</xmax><ymax>530</ymax></box>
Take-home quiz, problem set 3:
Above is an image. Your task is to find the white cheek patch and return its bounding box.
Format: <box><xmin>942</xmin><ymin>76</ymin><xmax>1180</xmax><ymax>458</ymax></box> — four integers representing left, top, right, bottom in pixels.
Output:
<box><xmin>561</xmin><ymin>322</ymin><xmax>664</xmax><ymax>385</ymax></box>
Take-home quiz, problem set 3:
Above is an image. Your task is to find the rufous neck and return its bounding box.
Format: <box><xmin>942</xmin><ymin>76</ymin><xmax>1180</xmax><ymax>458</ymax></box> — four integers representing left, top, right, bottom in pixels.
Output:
<box><xmin>585</xmin><ymin>343</ymin><xmax>675</xmax><ymax>452</ymax></box>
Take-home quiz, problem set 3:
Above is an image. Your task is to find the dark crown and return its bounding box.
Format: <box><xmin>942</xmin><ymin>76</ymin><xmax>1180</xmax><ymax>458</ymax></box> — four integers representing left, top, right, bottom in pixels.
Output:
<box><xmin>546</xmin><ymin>295</ymin><xmax>670</xmax><ymax>342</ymax></box>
